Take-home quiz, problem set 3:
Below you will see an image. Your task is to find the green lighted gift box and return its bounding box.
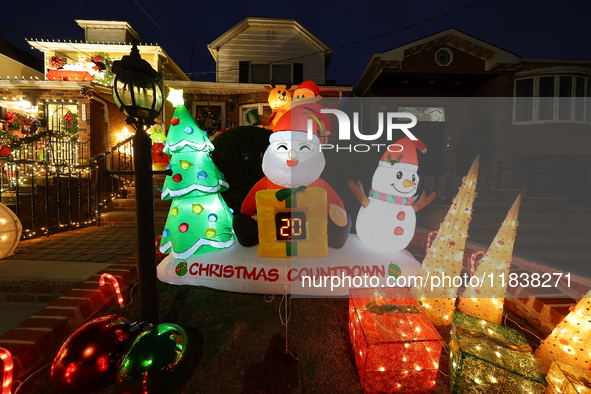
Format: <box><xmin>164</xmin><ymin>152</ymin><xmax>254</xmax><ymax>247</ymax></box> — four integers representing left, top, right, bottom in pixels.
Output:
<box><xmin>448</xmin><ymin>311</ymin><xmax>547</xmax><ymax>394</ymax></box>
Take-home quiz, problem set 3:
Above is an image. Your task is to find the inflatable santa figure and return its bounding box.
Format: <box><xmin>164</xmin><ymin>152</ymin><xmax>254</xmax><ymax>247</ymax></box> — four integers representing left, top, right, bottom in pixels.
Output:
<box><xmin>349</xmin><ymin>137</ymin><xmax>436</xmax><ymax>253</ymax></box>
<box><xmin>235</xmin><ymin>105</ymin><xmax>350</xmax><ymax>248</ymax></box>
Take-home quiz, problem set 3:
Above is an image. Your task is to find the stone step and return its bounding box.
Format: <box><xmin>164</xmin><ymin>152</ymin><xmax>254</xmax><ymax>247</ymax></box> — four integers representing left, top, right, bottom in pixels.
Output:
<box><xmin>112</xmin><ymin>198</ymin><xmax>171</xmax><ymax>212</ymax></box>
<box><xmin>100</xmin><ymin>210</ymin><xmax>168</xmax><ymax>226</ymax></box>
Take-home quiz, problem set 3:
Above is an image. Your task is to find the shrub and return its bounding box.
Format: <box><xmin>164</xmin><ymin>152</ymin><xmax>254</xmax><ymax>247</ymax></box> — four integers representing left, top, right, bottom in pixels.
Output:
<box><xmin>212</xmin><ymin>126</ymin><xmax>272</xmax><ymax>212</ymax></box>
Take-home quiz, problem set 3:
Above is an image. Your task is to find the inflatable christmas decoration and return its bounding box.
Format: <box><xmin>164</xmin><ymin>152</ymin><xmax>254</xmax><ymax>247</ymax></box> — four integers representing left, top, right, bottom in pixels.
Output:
<box><xmin>292</xmin><ymin>80</ymin><xmax>321</xmax><ymax>104</ymax></box>
<box><xmin>234</xmin><ymin>104</ymin><xmax>351</xmax><ymax>253</ymax></box>
<box><xmin>349</xmin><ymin>137</ymin><xmax>436</xmax><ymax>253</ymax></box>
<box><xmin>159</xmin><ymin>89</ymin><xmax>235</xmax><ymax>259</ymax></box>
<box><xmin>149</xmin><ymin>123</ymin><xmax>169</xmax><ymax>171</ymax></box>
<box><xmin>248</xmin><ymin>80</ymin><xmax>293</xmax><ymax>130</ymax></box>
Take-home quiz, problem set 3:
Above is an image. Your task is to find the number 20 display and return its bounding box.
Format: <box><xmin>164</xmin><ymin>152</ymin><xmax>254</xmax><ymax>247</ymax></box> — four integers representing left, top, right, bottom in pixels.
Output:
<box><xmin>275</xmin><ymin>211</ymin><xmax>307</xmax><ymax>241</ymax></box>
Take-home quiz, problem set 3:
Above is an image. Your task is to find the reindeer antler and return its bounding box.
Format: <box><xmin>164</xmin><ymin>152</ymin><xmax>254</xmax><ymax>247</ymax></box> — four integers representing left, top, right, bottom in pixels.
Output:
<box><xmin>269</xmin><ymin>78</ymin><xmax>277</xmax><ymax>88</ymax></box>
<box><xmin>285</xmin><ymin>80</ymin><xmax>292</xmax><ymax>90</ymax></box>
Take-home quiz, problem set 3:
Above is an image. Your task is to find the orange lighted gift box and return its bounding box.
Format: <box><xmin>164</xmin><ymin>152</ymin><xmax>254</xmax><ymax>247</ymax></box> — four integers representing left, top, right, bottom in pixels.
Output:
<box><xmin>349</xmin><ymin>287</ymin><xmax>443</xmax><ymax>393</ymax></box>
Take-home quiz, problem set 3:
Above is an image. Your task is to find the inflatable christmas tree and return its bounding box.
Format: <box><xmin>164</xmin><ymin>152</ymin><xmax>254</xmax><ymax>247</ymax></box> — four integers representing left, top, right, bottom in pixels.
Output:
<box><xmin>159</xmin><ymin>89</ymin><xmax>235</xmax><ymax>259</ymax></box>
<box><xmin>411</xmin><ymin>156</ymin><xmax>479</xmax><ymax>326</ymax></box>
<box><xmin>458</xmin><ymin>195</ymin><xmax>521</xmax><ymax>324</ymax></box>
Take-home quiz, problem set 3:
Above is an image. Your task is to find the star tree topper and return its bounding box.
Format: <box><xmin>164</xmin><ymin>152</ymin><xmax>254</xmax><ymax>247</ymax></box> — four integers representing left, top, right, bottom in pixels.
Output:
<box><xmin>167</xmin><ymin>88</ymin><xmax>185</xmax><ymax>107</ymax></box>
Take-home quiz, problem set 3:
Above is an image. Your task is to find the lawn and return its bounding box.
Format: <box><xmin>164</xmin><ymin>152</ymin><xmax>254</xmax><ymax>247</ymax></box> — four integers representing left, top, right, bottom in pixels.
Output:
<box><xmin>17</xmin><ymin>276</ymin><xmax>463</xmax><ymax>393</ymax></box>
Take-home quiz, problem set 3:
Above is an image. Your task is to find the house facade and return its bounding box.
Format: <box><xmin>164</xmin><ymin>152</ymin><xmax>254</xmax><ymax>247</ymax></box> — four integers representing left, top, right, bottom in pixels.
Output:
<box><xmin>168</xmin><ymin>17</ymin><xmax>350</xmax><ymax>136</ymax></box>
<box><xmin>352</xmin><ymin>28</ymin><xmax>591</xmax><ymax>206</ymax></box>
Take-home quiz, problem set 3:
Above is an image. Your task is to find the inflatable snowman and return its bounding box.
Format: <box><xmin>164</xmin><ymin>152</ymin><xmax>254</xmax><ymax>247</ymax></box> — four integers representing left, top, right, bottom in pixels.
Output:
<box><xmin>350</xmin><ymin>137</ymin><xmax>435</xmax><ymax>253</ymax></box>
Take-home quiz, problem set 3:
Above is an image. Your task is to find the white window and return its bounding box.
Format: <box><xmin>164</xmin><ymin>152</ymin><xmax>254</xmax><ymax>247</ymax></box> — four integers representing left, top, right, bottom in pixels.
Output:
<box><xmin>193</xmin><ymin>102</ymin><xmax>225</xmax><ymax>135</ymax></box>
<box><xmin>239</xmin><ymin>103</ymin><xmax>271</xmax><ymax>126</ymax></box>
<box><xmin>397</xmin><ymin>106</ymin><xmax>446</xmax><ymax>122</ymax></box>
<box><xmin>514</xmin><ymin>75</ymin><xmax>591</xmax><ymax>124</ymax></box>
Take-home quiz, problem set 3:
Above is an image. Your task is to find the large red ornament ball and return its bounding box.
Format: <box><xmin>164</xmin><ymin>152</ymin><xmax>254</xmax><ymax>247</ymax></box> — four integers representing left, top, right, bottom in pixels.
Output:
<box><xmin>51</xmin><ymin>315</ymin><xmax>138</xmax><ymax>392</ymax></box>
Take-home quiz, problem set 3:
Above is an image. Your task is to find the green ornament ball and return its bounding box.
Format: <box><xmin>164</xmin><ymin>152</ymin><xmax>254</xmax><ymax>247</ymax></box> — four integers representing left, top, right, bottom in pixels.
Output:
<box><xmin>115</xmin><ymin>323</ymin><xmax>190</xmax><ymax>394</ymax></box>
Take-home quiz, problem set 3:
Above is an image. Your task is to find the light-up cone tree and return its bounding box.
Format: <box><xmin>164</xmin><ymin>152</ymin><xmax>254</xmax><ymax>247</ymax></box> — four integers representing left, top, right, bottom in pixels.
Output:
<box><xmin>411</xmin><ymin>156</ymin><xmax>479</xmax><ymax>326</ymax></box>
<box><xmin>159</xmin><ymin>89</ymin><xmax>234</xmax><ymax>260</ymax></box>
<box><xmin>458</xmin><ymin>195</ymin><xmax>521</xmax><ymax>325</ymax></box>
<box><xmin>534</xmin><ymin>288</ymin><xmax>591</xmax><ymax>372</ymax></box>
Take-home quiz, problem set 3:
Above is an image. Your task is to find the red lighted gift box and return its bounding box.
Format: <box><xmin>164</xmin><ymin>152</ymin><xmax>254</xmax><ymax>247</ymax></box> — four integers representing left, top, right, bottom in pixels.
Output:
<box><xmin>349</xmin><ymin>287</ymin><xmax>443</xmax><ymax>393</ymax></box>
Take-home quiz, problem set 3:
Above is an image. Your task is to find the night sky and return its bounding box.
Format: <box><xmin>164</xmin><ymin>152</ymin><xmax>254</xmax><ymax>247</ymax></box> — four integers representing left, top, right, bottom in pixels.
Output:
<box><xmin>1</xmin><ymin>0</ymin><xmax>590</xmax><ymax>86</ymax></box>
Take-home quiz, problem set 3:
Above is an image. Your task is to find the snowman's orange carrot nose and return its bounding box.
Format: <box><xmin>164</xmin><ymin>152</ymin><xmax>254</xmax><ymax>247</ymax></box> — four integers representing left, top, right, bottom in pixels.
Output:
<box><xmin>403</xmin><ymin>179</ymin><xmax>416</xmax><ymax>188</ymax></box>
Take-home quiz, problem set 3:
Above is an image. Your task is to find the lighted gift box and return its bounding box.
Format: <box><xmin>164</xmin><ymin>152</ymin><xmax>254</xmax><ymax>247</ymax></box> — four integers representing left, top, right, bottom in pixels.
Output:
<box><xmin>545</xmin><ymin>361</ymin><xmax>591</xmax><ymax>394</ymax></box>
<box><xmin>449</xmin><ymin>311</ymin><xmax>547</xmax><ymax>394</ymax></box>
<box><xmin>349</xmin><ymin>287</ymin><xmax>443</xmax><ymax>393</ymax></box>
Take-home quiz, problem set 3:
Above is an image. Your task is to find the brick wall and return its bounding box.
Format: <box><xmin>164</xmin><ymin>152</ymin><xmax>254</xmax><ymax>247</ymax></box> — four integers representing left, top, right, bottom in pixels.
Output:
<box><xmin>0</xmin><ymin>256</ymin><xmax>139</xmax><ymax>381</ymax></box>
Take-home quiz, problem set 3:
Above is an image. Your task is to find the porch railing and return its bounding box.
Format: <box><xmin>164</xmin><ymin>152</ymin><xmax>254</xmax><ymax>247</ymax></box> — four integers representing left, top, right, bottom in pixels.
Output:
<box><xmin>0</xmin><ymin>135</ymin><xmax>93</xmax><ymax>238</ymax></box>
<box><xmin>91</xmin><ymin>135</ymin><xmax>135</xmax><ymax>226</ymax></box>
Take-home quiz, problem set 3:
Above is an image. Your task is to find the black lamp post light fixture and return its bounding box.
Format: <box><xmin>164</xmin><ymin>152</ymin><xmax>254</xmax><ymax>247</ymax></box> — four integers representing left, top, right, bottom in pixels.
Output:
<box><xmin>112</xmin><ymin>43</ymin><xmax>162</xmax><ymax>324</ymax></box>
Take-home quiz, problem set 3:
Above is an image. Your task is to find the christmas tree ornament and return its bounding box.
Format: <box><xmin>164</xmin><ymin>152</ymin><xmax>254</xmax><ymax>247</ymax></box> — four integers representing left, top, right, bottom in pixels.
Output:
<box><xmin>115</xmin><ymin>323</ymin><xmax>190</xmax><ymax>394</ymax></box>
<box><xmin>411</xmin><ymin>156</ymin><xmax>480</xmax><ymax>326</ymax></box>
<box><xmin>458</xmin><ymin>195</ymin><xmax>521</xmax><ymax>324</ymax></box>
<box><xmin>0</xmin><ymin>203</ymin><xmax>22</xmax><ymax>260</ymax></box>
<box><xmin>50</xmin><ymin>315</ymin><xmax>138</xmax><ymax>392</ymax></box>
<box><xmin>534</xmin><ymin>288</ymin><xmax>591</xmax><ymax>372</ymax></box>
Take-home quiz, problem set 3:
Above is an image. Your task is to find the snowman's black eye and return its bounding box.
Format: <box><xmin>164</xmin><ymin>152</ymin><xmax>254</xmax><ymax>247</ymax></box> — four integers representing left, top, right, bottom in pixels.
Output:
<box><xmin>276</xmin><ymin>144</ymin><xmax>288</xmax><ymax>151</ymax></box>
<box><xmin>396</xmin><ymin>171</ymin><xmax>403</xmax><ymax>179</ymax></box>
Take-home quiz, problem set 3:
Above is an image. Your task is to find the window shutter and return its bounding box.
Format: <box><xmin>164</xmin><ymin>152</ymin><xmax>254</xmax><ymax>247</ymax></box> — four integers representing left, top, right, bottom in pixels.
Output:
<box><xmin>293</xmin><ymin>63</ymin><xmax>304</xmax><ymax>85</ymax></box>
<box><xmin>239</xmin><ymin>61</ymin><xmax>250</xmax><ymax>83</ymax></box>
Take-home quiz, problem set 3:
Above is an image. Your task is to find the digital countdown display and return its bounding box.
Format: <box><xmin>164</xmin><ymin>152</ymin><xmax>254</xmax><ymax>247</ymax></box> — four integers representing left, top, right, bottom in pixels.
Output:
<box><xmin>275</xmin><ymin>211</ymin><xmax>307</xmax><ymax>241</ymax></box>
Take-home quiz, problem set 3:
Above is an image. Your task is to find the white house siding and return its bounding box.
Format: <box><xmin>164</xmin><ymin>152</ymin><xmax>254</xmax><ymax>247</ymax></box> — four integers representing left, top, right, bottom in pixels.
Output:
<box><xmin>216</xmin><ymin>26</ymin><xmax>326</xmax><ymax>84</ymax></box>
<box><xmin>0</xmin><ymin>55</ymin><xmax>43</xmax><ymax>80</ymax></box>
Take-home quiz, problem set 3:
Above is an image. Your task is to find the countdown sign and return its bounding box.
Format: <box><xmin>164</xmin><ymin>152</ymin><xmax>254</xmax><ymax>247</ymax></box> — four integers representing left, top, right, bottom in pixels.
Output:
<box><xmin>275</xmin><ymin>211</ymin><xmax>307</xmax><ymax>241</ymax></box>
<box><xmin>256</xmin><ymin>188</ymin><xmax>328</xmax><ymax>257</ymax></box>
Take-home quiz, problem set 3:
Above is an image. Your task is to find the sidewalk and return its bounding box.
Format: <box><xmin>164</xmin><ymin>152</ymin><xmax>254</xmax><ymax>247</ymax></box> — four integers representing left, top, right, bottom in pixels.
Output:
<box><xmin>0</xmin><ymin>226</ymin><xmax>139</xmax><ymax>335</ymax></box>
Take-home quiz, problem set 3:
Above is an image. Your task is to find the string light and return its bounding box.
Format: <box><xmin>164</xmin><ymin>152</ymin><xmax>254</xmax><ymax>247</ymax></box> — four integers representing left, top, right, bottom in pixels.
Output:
<box><xmin>99</xmin><ymin>273</ymin><xmax>125</xmax><ymax>308</ymax></box>
<box><xmin>349</xmin><ymin>287</ymin><xmax>442</xmax><ymax>393</ymax></box>
<box><xmin>411</xmin><ymin>156</ymin><xmax>480</xmax><ymax>326</ymax></box>
<box><xmin>0</xmin><ymin>347</ymin><xmax>13</xmax><ymax>394</ymax></box>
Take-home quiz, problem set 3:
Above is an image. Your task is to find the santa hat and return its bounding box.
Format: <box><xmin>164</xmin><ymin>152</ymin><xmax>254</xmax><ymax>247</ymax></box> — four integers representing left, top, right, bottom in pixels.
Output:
<box><xmin>294</xmin><ymin>80</ymin><xmax>321</xmax><ymax>97</ymax></box>
<box><xmin>270</xmin><ymin>105</ymin><xmax>325</xmax><ymax>144</ymax></box>
<box><xmin>379</xmin><ymin>137</ymin><xmax>427</xmax><ymax>171</ymax></box>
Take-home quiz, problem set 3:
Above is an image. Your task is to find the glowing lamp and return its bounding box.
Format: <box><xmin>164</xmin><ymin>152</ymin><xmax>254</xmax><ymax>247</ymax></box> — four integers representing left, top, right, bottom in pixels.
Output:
<box><xmin>545</xmin><ymin>361</ymin><xmax>591</xmax><ymax>394</ymax></box>
<box><xmin>112</xmin><ymin>44</ymin><xmax>163</xmax><ymax>127</ymax></box>
<box><xmin>449</xmin><ymin>312</ymin><xmax>546</xmax><ymax>393</ymax></box>
<box><xmin>349</xmin><ymin>287</ymin><xmax>442</xmax><ymax>393</ymax></box>
<box><xmin>0</xmin><ymin>203</ymin><xmax>22</xmax><ymax>260</ymax></box>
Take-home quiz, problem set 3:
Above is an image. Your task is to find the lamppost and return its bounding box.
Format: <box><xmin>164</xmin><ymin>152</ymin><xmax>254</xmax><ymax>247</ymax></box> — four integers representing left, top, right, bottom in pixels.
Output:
<box><xmin>112</xmin><ymin>43</ymin><xmax>163</xmax><ymax>324</ymax></box>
